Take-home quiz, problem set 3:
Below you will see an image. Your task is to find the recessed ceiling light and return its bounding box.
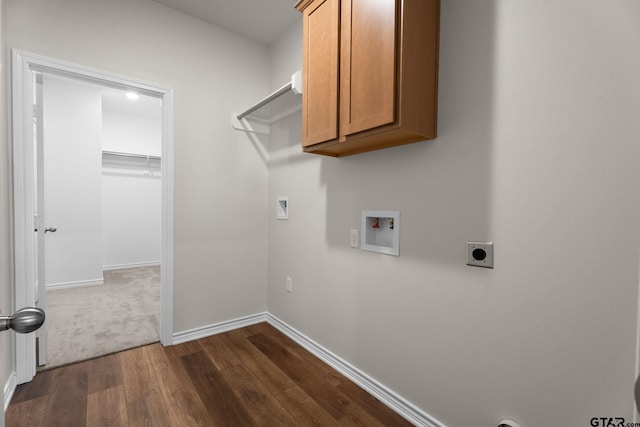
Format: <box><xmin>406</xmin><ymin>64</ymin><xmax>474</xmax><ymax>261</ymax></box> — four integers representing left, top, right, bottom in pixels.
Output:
<box><xmin>126</xmin><ymin>92</ymin><xmax>139</xmax><ymax>100</ymax></box>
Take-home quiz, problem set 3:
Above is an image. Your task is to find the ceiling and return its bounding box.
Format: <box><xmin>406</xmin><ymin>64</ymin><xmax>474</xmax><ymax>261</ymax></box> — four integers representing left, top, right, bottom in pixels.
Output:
<box><xmin>152</xmin><ymin>0</ymin><xmax>301</xmax><ymax>46</ymax></box>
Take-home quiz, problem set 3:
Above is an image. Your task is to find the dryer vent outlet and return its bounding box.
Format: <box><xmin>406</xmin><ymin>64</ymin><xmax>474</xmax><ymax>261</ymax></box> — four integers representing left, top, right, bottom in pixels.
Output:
<box><xmin>498</xmin><ymin>419</ymin><xmax>521</xmax><ymax>427</ymax></box>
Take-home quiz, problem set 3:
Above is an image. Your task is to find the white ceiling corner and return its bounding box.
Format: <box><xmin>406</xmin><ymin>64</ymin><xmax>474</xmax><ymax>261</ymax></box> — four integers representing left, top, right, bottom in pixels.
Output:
<box><xmin>152</xmin><ymin>0</ymin><xmax>300</xmax><ymax>46</ymax></box>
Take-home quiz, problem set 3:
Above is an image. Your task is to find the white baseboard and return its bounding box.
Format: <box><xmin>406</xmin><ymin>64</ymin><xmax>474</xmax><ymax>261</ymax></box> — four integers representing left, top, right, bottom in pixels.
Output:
<box><xmin>171</xmin><ymin>311</ymin><xmax>446</xmax><ymax>427</ymax></box>
<box><xmin>4</xmin><ymin>371</ymin><xmax>16</xmax><ymax>412</ymax></box>
<box><xmin>103</xmin><ymin>262</ymin><xmax>161</xmax><ymax>271</ymax></box>
<box><xmin>172</xmin><ymin>312</ymin><xmax>268</xmax><ymax>345</ymax></box>
<box><xmin>45</xmin><ymin>278</ymin><xmax>104</xmax><ymax>290</ymax></box>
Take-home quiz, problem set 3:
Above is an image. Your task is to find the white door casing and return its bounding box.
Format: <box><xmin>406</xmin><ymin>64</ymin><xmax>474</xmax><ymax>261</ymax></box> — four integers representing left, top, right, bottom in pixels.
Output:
<box><xmin>34</xmin><ymin>72</ymin><xmax>46</xmax><ymax>366</ymax></box>
<box><xmin>12</xmin><ymin>50</ymin><xmax>175</xmax><ymax>384</ymax></box>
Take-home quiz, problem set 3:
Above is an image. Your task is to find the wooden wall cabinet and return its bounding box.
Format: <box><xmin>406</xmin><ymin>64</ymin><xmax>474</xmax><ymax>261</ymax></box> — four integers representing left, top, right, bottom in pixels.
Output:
<box><xmin>295</xmin><ymin>0</ymin><xmax>440</xmax><ymax>157</ymax></box>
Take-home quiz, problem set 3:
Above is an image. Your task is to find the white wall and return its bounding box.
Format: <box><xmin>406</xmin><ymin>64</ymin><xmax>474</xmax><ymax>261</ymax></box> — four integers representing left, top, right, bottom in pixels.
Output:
<box><xmin>0</xmin><ymin>0</ymin><xmax>13</xmax><ymax>421</ymax></box>
<box><xmin>102</xmin><ymin>107</ymin><xmax>162</xmax><ymax>269</ymax></box>
<box><xmin>102</xmin><ymin>107</ymin><xmax>161</xmax><ymax>156</ymax></box>
<box><xmin>7</xmin><ymin>0</ymin><xmax>269</xmax><ymax>332</ymax></box>
<box><xmin>267</xmin><ymin>2</ymin><xmax>640</xmax><ymax>426</ymax></box>
<box><xmin>43</xmin><ymin>75</ymin><xmax>103</xmax><ymax>286</ymax></box>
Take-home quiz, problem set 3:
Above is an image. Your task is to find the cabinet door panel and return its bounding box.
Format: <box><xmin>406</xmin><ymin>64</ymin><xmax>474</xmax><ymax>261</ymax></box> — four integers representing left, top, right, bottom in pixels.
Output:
<box><xmin>340</xmin><ymin>0</ymin><xmax>397</xmax><ymax>137</ymax></box>
<box><xmin>302</xmin><ymin>0</ymin><xmax>340</xmax><ymax>147</ymax></box>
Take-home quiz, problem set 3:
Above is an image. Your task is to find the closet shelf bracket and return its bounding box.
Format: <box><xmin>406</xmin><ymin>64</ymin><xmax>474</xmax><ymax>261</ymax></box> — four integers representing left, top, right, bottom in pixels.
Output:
<box><xmin>231</xmin><ymin>71</ymin><xmax>302</xmax><ymax>135</ymax></box>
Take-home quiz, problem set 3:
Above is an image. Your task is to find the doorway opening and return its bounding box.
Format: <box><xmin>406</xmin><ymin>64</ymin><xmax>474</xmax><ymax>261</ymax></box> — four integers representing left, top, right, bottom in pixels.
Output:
<box><xmin>12</xmin><ymin>50</ymin><xmax>174</xmax><ymax>384</ymax></box>
<box><xmin>40</xmin><ymin>74</ymin><xmax>162</xmax><ymax>369</ymax></box>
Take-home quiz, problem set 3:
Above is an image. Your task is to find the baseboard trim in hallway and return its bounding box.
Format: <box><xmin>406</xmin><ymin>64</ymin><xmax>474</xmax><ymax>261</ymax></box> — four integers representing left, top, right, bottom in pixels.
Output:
<box><xmin>172</xmin><ymin>312</ymin><xmax>269</xmax><ymax>344</ymax></box>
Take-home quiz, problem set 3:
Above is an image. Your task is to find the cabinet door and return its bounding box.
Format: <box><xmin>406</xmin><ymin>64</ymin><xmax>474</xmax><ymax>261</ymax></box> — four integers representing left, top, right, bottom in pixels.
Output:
<box><xmin>301</xmin><ymin>0</ymin><xmax>340</xmax><ymax>147</ymax></box>
<box><xmin>340</xmin><ymin>0</ymin><xmax>397</xmax><ymax>137</ymax></box>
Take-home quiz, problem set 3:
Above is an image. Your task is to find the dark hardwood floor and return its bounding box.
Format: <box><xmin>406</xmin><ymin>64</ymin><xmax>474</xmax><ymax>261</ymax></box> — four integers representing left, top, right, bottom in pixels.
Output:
<box><xmin>6</xmin><ymin>322</ymin><xmax>411</xmax><ymax>426</ymax></box>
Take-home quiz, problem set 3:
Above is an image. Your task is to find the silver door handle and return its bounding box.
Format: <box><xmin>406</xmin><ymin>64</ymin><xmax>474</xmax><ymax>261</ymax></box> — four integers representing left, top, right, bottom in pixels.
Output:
<box><xmin>45</xmin><ymin>227</ymin><xmax>57</xmax><ymax>233</ymax></box>
<box><xmin>0</xmin><ymin>307</ymin><xmax>45</xmax><ymax>333</ymax></box>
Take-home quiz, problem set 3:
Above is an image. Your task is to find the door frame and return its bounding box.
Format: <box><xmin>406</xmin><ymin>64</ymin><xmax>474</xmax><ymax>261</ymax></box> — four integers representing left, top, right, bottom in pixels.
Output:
<box><xmin>11</xmin><ymin>50</ymin><xmax>175</xmax><ymax>384</ymax></box>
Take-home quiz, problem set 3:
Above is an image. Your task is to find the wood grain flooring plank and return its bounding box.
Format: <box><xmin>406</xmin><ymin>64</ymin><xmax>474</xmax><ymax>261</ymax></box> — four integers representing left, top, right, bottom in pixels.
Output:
<box><xmin>125</xmin><ymin>392</ymin><xmax>173</xmax><ymax>427</ymax></box>
<box><xmin>199</xmin><ymin>333</ymin><xmax>242</xmax><ymax>370</ymax></box>
<box><xmin>120</xmin><ymin>345</ymin><xmax>159</xmax><ymax>401</ymax></box>
<box><xmin>258</xmin><ymin>323</ymin><xmax>344</xmax><ymax>387</ymax></box>
<box><xmin>336</xmin><ymin>381</ymin><xmax>412</xmax><ymax>426</ymax></box>
<box><xmin>43</xmin><ymin>361</ymin><xmax>89</xmax><ymax>426</ymax></box>
<box><xmin>276</xmin><ymin>390</ymin><xmax>337</xmax><ymax>426</ymax></box>
<box><xmin>86</xmin><ymin>385</ymin><xmax>128</xmax><ymax>427</ymax></box>
<box><xmin>162</xmin><ymin>340</ymin><xmax>205</xmax><ymax>381</ymax></box>
<box><xmin>168</xmin><ymin>339</ymin><xmax>203</xmax><ymax>358</ymax></box>
<box><xmin>230</xmin><ymin>323</ymin><xmax>264</xmax><ymax>337</ymax></box>
<box><xmin>181</xmin><ymin>350</ymin><xmax>255</xmax><ymax>426</ymax></box>
<box><xmin>158</xmin><ymin>341</ymin><xmax>222</xmax><ymax>425</ymax></box>
<box><xmin>10</xmin><ymin>368</ymin><xmax>55</xmax><ymax>404</ymax></box>
<box><xmin>219</xmin><ymin>329</ymin><xmax>295</xmax><ymax>391</ymax></box>
<box><xmin>247</xmin><ymin>332</ymin><xmax>355</xmax><ymax>420</ymax></box>
<box><xmin>248</xmin><ymin>328</ymin><xmax>395</xmax><ymax>426</ymax></box>
<box><xmin>219</xmin><ymin>330</ymin><xmax>337</xmax><ymax>425</ymax></box>
<box><xmin>146</xmin><ymin>343</ymin><xmax>214</xmax><ymax>426</ymax></box>
<box><xmin>336</xmin><ymin>408</ymin><xmax>392</xmax><ymax>427</ymax></box>
<box><xmin>87</xmin><ymin>352</ymin><xmax>123</xmax><ymax>394</ymax></box>
<box><xmin>120</xmin><ymin>346</ymin><xmax>198</xmax><ymax>425</ymax></box>
<box><xmin>218</xmin><ymin>329</ymin><xmax>345</xmax><ymax>426</ymax></box>
<box><xmin>280</xmin><ymin>385</ymin><xmax>340</xmax><ymax>426</ymax></box>
<box><xmin>220</xmin><ymin>363</ymin><xmax>298</xmax><ymax>426</ymax></box>
<box><xmin>252</xmin><ymin>325</ymin><xmax>397</xmax><ymax>425</ymax></box>
<box><xmin>5</xmin><ymin>394</ymin><xmax>49</xmax><ymax>427</ymax></box>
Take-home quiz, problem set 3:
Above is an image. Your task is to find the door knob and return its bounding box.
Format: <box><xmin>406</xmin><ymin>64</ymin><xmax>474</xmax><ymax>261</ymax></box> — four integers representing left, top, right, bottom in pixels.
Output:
<box><xmin>45</xmin><ymin>227</ymin><xmax>57</xmax><ymax>233</ymax></box>
<box><xmin>0</xmin><ymin>307</ymin><xmax>45</xmax><ymax>334</ymax></box>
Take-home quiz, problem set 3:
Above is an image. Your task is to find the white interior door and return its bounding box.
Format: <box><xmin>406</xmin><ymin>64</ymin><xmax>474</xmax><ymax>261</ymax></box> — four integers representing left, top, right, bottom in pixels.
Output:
<box><xmin>34</xmin><ymin>72</ymin><xmax>47</xmax><ymax>366</ymax></box>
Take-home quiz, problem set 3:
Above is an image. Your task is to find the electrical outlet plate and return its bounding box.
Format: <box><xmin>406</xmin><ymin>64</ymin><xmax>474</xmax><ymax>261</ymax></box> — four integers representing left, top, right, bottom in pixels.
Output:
<box><xmin>466</xmin><ymin>241</ymin><xmax>494</xmax><ymax>268</ymax></box>
<box><xmin>286</xmin><ymin>277</ymin><xmax>293</xmax><ymax>293</ymax></box>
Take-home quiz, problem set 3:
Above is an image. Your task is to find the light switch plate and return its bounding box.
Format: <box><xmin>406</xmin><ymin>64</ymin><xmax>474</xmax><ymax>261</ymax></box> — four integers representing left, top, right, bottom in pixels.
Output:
<box><xmin>350</xmin><ymin>229</ymin><xmax>359</xmax><ymax>248</ymax></box>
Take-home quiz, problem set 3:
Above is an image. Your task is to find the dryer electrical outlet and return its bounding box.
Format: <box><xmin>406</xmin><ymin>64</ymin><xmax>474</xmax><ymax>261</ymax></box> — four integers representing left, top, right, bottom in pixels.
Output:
<box><xmin>466</xmin><ymin>241</ymin><xmax>494</xmax><ymax>268</ymax></box>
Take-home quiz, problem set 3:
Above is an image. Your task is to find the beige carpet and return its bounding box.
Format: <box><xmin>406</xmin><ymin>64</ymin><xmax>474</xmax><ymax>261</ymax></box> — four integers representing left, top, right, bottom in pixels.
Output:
<box><xmin>42</xmin><ymin>266</ymin><xmax>161</xmax><ymax>370</ymax></box>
